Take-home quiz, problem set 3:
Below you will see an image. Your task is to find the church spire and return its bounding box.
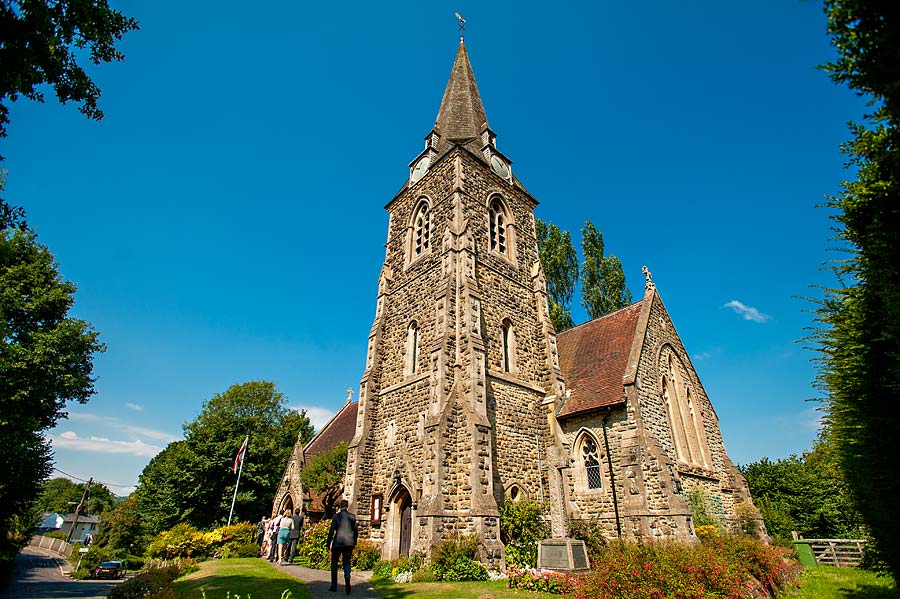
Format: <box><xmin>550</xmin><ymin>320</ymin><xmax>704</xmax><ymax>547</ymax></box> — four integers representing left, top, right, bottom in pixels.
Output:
<box><xmin>432</xmin><ymin>41</ymin><xmax>488</xmax><ymax>155</ymax></box>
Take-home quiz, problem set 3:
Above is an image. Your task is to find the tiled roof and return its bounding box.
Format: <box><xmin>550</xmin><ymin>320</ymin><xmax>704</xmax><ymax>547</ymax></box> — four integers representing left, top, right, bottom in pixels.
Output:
<box><xmin>305</xmin><ymin>401</ymin><xmax>358</xmax><ymax>458</ymax></box>
<box><xmin>556</xmin><ymin>300</ymin><xmax>645</xmax><ymax>419</ymax></box>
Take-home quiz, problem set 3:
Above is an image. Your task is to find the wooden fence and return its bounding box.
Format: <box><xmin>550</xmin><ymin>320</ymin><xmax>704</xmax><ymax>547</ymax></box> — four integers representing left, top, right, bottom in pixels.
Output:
<box><xmin>792</xmin><ymin>532</ymin><xmax>866</xmax><ymax>568</ymax></box>
<box><xmin>29</xmin><ymin>535</ymin><xmax>74</xmax><ymax>559</ymax></box>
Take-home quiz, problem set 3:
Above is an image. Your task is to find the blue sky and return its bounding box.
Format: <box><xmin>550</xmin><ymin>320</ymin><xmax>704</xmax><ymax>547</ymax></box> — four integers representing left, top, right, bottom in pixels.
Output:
<box><xmin>4</xmin><ymin>1</ymin><xmax>863</xmax><ymax>495</ymax></box>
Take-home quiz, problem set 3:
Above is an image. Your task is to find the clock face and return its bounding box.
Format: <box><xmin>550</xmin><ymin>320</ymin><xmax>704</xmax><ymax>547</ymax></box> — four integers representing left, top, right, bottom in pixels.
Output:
<box><xmin>491</xmin><ymin>155</ymin><xmax>510</xmax><ymax>179</ymax></box>
<box><xmin>411</xmin><ymin>156</ymin><xmax>430</xmax><ymax>183</ymax></box>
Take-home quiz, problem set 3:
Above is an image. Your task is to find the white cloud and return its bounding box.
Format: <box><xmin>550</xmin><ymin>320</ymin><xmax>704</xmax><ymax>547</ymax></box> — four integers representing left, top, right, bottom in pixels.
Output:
<box><xmin>50</xmin><ymin>431</ymin><xmax>165</xmax><ymax>458</ymax></box>
<box><xmin>722</xmin><ymin>300</ymin><xmax>770</xmax><ymax>323</ymax></box>
<box><xmin>126</xmin><ymin>402</ymin><xmax>144</xmax><ymax>412</ymax></box>
<box><xmin>292</xmin><ymin>405</ymin><xmax>338</xmax><ymax>431</ymax></box>
<box><xmin>67</xmin><ymin>412</ymin><xmax>178</xmax><ymax>443</ymax></box>
<box><xmin>693</xmin><ymin>351</ymin><xmax>712</xmax><ymax>361</ymax></box>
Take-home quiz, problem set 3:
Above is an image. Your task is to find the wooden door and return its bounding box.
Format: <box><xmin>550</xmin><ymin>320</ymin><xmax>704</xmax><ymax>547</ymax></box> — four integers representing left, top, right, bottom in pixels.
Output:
<box><xmin>399</xmin><ymin>494</ymin><xmax>412</xmax><ymax>557</ymax></box>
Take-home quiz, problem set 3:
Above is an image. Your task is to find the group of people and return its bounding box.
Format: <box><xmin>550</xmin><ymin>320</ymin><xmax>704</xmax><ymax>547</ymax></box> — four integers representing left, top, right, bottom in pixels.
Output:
<box><xmin>257</xmin><ymin>507</ymin><xmax>305</xmax><ymax>564</ymax></box>
<box><xmin>255</xmin><ymin>500</ymin><xmax>358</xmax><ymax>595</ymax></box>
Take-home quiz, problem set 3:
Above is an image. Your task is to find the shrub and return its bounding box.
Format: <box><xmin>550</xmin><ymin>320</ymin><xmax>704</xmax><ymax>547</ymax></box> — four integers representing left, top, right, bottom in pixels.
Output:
<box><xmin>499</xmin><ymin>499</ymin><xmax>548</xmax><ymax>567</ymax></box>
<box><xmin>371</xmin><ymin>559</ymin><xmax>392</xmax><ymax>579</ymax></box>
<box><xmin>232</xmin><ymin>542</ymin><xmax>262</xmax><ymax>558</ymax></box>
<box><xmin>734</xmin><ymin>501</ymin><xmax>763</xmax><ymax>536</ymax></box>
<box><xmin>43</xmin><ymin>531</ymin><xmax>68</xmax><ymax>540</ymax></box>
<box><xmin>107</xmin><ymin>562</ymin><xmax>183</xmax><ymax>599</ymax></box>
<box><xmin>570</xmin><ymin>535</ymin><xmax>801</xmax><ymax>599</ymax></box>
<box><xmin>294</xmin><ymin>520</ymin><xmax>330</xmax><ymax>569</ymax></box>
<box><xmin>146</xmin><ymin>523</ymin><xmax>208</xmax><ymax>559</ymax></box>
<box><xmin>431</xmin><ymin>534</ymin><xmax>488</xmax><ymax>581</ymax></box>
<box><xmin>567</xmin><ymin>517</ymin><xmax>608</xmax><ymax>566</ymax></box>
<box><xmin>506</xmin><ymin>563</ymin><xmax>573</xmax><ymax>594</ymax></box>
<box><xmin>203</xmin><ymin>522</ymin><xmax>256</xmax><ymax>556</ymax></box>
<box><xmin>352</xmin><ymin>539</ymin><xmax>381</xmax><ymax>570</ymax></box>
<box><xmin>685</xmin><ymin>485</ymin><xmax>724</xmax><ymax>531</ymax></box>
<box><xmin>410</xmin><ymin>564</ymin><xmax>437</xmax><ymax>582</ymax></box>
<box><xmin>695</xmin><ymin>524</ymin><xmax>719</xmax><ymax>542</ymax></box>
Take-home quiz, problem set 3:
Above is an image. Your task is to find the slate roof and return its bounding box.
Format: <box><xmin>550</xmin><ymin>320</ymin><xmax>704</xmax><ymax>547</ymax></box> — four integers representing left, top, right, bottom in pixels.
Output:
<box><xmin>556</xmin><ymin>300</ymin><xmax>645</xmax><ymax>419</ymax></box>
<box><xmin>433</xmin><ymin>41</ymin><xmax>488</xmax><ymax>158</ymax></box>
<box><xmin>305</xmin><ymin>401</ymin><xmax>358</xmax><ymax>458</ymax></box>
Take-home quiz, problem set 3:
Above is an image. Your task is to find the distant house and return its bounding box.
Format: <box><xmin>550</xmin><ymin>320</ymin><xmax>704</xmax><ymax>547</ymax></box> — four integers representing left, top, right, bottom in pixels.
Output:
<box><xmin>39</xmin><ymin>512</ymin><xmax>100</xmax><ymax>543</ymax></box>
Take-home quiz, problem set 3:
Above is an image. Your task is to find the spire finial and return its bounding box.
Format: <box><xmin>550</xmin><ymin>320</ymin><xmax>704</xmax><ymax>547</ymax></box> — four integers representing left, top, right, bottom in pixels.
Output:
<box><xmin>454</xmin><ymin>12</ymin><xmax>466</xmax><ymax>43</ymax></box>
<box><xmin>642</xmin><ymin>266</ymin><xmax>655</xmax><ymax>291</ymax></box>
<box><xmin>345</xmin><ymin>387</ymin><xmax>354</xmax><ymax>403</ymax></box>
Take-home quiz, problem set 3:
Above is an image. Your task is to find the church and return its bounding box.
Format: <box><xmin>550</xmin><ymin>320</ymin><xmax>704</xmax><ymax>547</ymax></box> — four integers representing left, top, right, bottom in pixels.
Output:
<box><xmin>273</xmin><ymin>37</ymin><xmax>760</xmax><ymax>566</ymax></box>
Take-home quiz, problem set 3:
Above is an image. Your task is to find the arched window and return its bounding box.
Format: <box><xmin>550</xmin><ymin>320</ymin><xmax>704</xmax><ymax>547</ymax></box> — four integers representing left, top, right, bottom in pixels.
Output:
<box><xmin>413</xmin><ymin>202</ymin><xmax>430</xmax><ymax>257</ymax></box>
<box><xmin>501</xmin><ymin>318</ymin><xmax>516</xmax><ymax>373</ymax></box>
<box><xmin>581</xmin><ymin>435</ymin><xmax>603</xmax><ymax>490</ymax></box>
<box><xmin>489</xmin><ymin>197</ymin><xmax>508</xmax><ymax>255</ymax></box>
<box><xmin>405</xmin><ymin>321</ymin><xmax>419</xmax><ymax>376</ymax></box>
<box><xmin>661</xmin><ymin>352</ymin><xmax>711</xmax><ymax>469</ymax></box>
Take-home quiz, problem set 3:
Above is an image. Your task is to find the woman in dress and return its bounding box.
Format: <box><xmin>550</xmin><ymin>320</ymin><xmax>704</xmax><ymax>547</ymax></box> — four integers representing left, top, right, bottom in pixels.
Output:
<box><xmin>277</xmin><ymin>508</ymin><xmax>294</xmax><ymax>564</ymax></box>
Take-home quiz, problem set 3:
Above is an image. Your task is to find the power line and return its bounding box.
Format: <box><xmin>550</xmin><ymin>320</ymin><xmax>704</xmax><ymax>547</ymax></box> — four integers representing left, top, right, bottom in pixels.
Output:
<box><xmin>51</xmin><ymin>467</ymin><xmax>135</xmax><ymax>490</ymax></box>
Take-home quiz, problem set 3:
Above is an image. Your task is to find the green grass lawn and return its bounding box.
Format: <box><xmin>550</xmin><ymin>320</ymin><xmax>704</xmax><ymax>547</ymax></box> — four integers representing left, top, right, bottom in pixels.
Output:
<box><xmin>783</xmin><ymin>566</ymin><xmax>898</xmax><ymax>599</ymax></box>
<box><xmin>172</xmin><ymin>558</ymin><xmax>313</xmax><ymax>599</ymax></box>
<box><xmin>371</xmin><ymin>578</ymin><xmax>557</xmax><ymax>599</ymax></box>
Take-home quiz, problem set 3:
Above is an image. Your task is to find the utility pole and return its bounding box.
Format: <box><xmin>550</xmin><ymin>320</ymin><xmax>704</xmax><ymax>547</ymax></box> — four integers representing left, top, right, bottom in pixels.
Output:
<box><xmin>66</xmin><ymin>478</ymin><xmax>92</xmax><ymax>544</ymax></box>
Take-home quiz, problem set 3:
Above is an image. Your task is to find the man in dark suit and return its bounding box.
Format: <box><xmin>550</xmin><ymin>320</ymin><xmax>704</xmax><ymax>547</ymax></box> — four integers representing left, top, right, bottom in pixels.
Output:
<box><xmin>326</xmin><ymin>499</ymin><xmax>358</xmax><ymax>594</ymax></box>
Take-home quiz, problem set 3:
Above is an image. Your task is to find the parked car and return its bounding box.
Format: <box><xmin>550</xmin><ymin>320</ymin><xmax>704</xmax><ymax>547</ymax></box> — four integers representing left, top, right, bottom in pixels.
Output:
<box><xmin>93</xmin><ymin>560</ymin><xmax>125</xmax><ymax>579</ymax></box>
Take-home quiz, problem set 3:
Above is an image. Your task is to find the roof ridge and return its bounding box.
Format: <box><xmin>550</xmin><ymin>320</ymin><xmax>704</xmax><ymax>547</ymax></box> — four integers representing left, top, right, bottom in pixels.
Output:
<box><xmin>557</xmin><ymin>298</ymin><xmax>645</xmax><ymax>336</ymax></box>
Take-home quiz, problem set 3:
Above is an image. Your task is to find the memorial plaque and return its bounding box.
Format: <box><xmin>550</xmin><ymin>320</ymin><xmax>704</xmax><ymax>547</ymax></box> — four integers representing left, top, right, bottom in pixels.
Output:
<box><xmin>541</xmin><ymin>542</ymin><xmax>568</xmax><ymax>569</ymax></box>
<box><xmin>571</xmin><ymin>540</ymin><xmax>589</xmax><ymax>569</ymax></box>
<box><xmin>538</xmin><ymin>538</ymin><xmax>591</xmax><ymax>571</ymax></box>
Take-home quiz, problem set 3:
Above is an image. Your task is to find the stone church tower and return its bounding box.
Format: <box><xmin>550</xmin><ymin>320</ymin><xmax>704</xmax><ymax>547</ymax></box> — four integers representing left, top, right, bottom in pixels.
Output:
<box><xmin>268</xmin><ymin>37</ymin><xmax>765</xmax><ymax>564</ymax></box>
<box><xmin>344</xmin><ymin>39</ymin><xmax>566</xmax><ymax>564</ymax></box>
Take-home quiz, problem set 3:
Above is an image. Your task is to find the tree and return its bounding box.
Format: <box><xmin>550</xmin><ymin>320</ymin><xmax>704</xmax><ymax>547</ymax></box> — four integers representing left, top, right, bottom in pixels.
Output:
<box><xmin>300</xmin><ymin>442</ymin><xmax>347</xmax><ymax>516</ymax></box>
<box><xmin>812</xmin><ymin>0</ymin><xmax>900</xmax><ymax>578</ymax></box>
<box><xmin>535</xmin><ymin>218</ymin><xmax>578</xmax><ymax>332</ymax></box>
<box><xmin>93</xmin><ymin>495</ymin><xmax>148</xmax><ymax>555</ymax></box>
<box><xmin>134</xmin><ymin>381</ymin><xmax>314</xmax><ymax>534</ymax></box>
<box><xmin>741</xmin><ymin>436</ymin><xmax>863</xmax><ymax>541</ymax></box>
<box><xmin>0</xmin><ymin>0</ymin><xmax>139</xmax><ymax>142</ymax></box>
<box><xmin>0</xmin><ymin>193</ymin><xmax>105</xmax><ymax>560</ymax></box>
<box><xmin>37</xmin><ymin>477</ymin><xmax>116</xmax><ymax>515</ymax></box>
<box><xmin>580</xmin><ymin>221</ymin><xmax>631</xmax><ymax>318</ymax></box>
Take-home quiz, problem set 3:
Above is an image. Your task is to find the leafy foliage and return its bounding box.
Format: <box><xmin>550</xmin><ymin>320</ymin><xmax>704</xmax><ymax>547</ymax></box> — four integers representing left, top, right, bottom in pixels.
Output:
<box><xmin>580</xmin><ymin>221</ymin><xmax>631</xmax><ymax>318</ymax></box>
<box><xmin>300</xmin><ymin>441</ymin><xmax>347</xmax><ymax>515</ymax></box>
<box><xmin>740</xmin><ymin>436</ymin><xmax>864</xmax><ymax>541</ymax></box>
<box><xmin>37</xmin><ymin>477</ymin><xmax>116</xmax><ymax>516</ymax></box>
<box><xmin>506</xmin><ymin>564</ymin><xmax>574</xmax><ymax>594</ymax></box>
<box><xmin>567</xmin><ymin>517</ymin><xmax>608</xmax><ymax>566</ymax></box>
<box><xmin>570</xmin><ymin>536</ymin><xmax>801</xmax><ymax>599</ymax></box>
<box><xmin>535</xmin><ymin>218</ymin><xmax>578</xmax><ymax>331</ymax></box>
<box><xmin>93</xmin><ymin>495</ymin><xmax>149</xmax><ymax>555</ymax></box>
<box><xmin>107</xmin><ymin>561</ymin><xmax>190</xmax><ymax>599</ymax></box>
<box><xmin>145</xmin><ymin>521</ymin><xmax>256</xmax><ymax>560</ymax></box>
<box><xmin>499</xmin><ymin>499</ymin><xmax>548</xmax><ymax>567</ymax></box>
<box><xmin>684</xmin><ymin>484</ymin><xmax>724</xmax><ymax>531</ymax></box>
<box><xmin>294</xmin><ymin>520</ymin><xmax>330</xmax><ymax>569</ymax></box>
<box><xmin>431</xmin><ymin>534</ymin><xmax>488</xmax><ymax>581</ymax></box>
<box><xmin>0</xmin><ymin>0</ymin><xmax>139</xmax><ymax>143</ymax></box>
<box><xmin>134</xmin><ymin>381</ymin><xmax>313</xmax><ymax>534</ymax></box>
<box><xmin>0</xmin><ymin>196</ymin><xmax>104</xmax><ymax>561</ymax></box>
<box><xmin>812</xmin><ymin>0</ymin><xmax>900</xmax><ymax>578</ymax></box>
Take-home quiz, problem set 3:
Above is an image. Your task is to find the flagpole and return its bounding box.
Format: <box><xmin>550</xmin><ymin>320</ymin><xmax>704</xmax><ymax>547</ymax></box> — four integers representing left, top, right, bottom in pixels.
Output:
<box><xmin>228</xmin><ymin>436</ymin><xmax>248</xmax><ymax>526</ymax></box>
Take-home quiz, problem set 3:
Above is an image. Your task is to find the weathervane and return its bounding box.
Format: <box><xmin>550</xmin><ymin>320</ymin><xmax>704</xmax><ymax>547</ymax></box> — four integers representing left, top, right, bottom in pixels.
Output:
<box><xmin>455</xmin><ymin>12</ymin><xmax>466</xmax><ymax>43</ymax></box>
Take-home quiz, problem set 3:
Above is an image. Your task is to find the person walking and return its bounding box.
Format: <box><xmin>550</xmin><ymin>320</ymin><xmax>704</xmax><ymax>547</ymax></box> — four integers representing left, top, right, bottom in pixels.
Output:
<box><xmin>277</xmin><ymin>508</ymin><xmax>294</xmax><ymax>564</ymax></box>
<box><xmin>266</xmin><ymin>517</ymin><xmax>279</xmax><ymax>561</ymax></box>
<box><xmin>288</xmin><ymin>507</ymin><xmax>305</xmax><ymax>563</ymax></box>
<box><xmin>255</xmin><ymin>515</ymin><xmax>267</xmax><ymax>547</ymax></box>
<box><xmin>326</xmin><ymin>499</ymin><xmax>358</xmax><ymax>594</ymax></box>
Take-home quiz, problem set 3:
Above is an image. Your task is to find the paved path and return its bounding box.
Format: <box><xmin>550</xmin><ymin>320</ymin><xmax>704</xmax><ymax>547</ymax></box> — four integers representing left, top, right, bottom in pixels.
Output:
<box><xmin>266</xmin><ymin>561</ymin><xmax>379</xmax><ymax>599</ymax></box>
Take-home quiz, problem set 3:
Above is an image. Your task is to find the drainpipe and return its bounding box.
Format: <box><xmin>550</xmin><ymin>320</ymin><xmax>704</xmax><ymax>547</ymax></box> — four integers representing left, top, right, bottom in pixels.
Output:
<box><xmin>601</xmin><ymin>416</ymin><xmax>622</xmax><ymax>538</ymax></box>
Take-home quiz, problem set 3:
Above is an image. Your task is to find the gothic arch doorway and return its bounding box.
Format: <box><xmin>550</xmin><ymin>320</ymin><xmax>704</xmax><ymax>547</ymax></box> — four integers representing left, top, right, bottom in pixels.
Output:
<box><xmin>278</xmin><ymin>494</ymin><xmax>294</xmax><ymax>516</ymax></box>
<box><xmin>392</xmin><ymin>488</ymin><xmax>413</xmax><ymax>558</ymax></box>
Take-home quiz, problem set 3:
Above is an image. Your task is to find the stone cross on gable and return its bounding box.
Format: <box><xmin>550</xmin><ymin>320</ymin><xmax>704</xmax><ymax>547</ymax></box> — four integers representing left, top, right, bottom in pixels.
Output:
<box><xmin>346</xmin><ymin>387</ymin><xmax>354</xmax><ymax>403</ymax></box>
<box><xmin>642</xmin><ymin>265</ymin><xmax>655</xmax><ymax>291</ymax></box>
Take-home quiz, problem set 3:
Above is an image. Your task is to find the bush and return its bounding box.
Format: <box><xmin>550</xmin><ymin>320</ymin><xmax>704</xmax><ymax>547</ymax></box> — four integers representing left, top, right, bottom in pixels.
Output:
<box><xmin>685</xmin><ymin>484</ymin><xmax>724</xmax><ymax>531</ymax></box>
<box><xmin>410</xmin><ymin>564</ymin><xmax>437</xmax><ymax>582</ymax></box>
<box><xmin>203</xmin><ymin>522</ymin><xmax>256</xmax><ymax>556</ymax></box>
<box><xmin>567</xmin><ymin>517</ymin><xmax>608</xmax><ymax>566</ymax></box>
<box><xmin>352</xmin><ymin>539</ymin><xmax>381</xmax><ymax>570</ymax></box>
<box><xmin>431</xmin><ymin>534</ymin><xmax>488</xmax><ymax>581</ymax></box>
<box><xmin>506</xmin><ymin>563</ymin><xmax>574</xmax><ymax>594</ymax></box>
<box><xmin>146</xmin><ymin>523</ymin><xmax>208</xmax><ymax>559</ymax></box>
<box><xmin>371</xmin><ymin>559</ymin><xmax>392</xmax><ymax>579</ymax></box>
<box><xmin>500</xmin><ymin>499</ymin><xmax>549</xmax><ymax>568</ymax></box>
<box><xmin>294</xmin><ymin>520</ymin><xmax>330</xmax><ymax>569</ymax></box>
<box><xmin>570</xmin><ymin>535</ymin><xmax>801</xmax><ymax>599</ymax></box>
<box><xmin>107</xmin><ymin>562</ymin><xmax>183</xmax><ymax>599</ymax></box>
<box><xmin>43</xmin><ymin>530</ymin><xmax>68</xmax><ymax>540</ymax></box>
